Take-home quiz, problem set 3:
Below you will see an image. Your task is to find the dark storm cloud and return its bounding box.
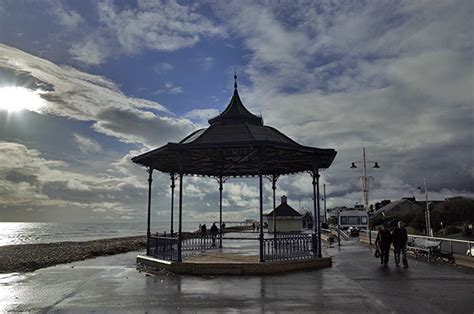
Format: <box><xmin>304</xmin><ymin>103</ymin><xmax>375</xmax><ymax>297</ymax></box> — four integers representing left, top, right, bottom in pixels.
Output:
<box><xmin>94</xmin><ymin>106</ymin><xmax>195</xmax><ymax>147</ymax></box>
<box><xmin>4</xmin><ymin>170</ymin><xmax>37</xmax><ymax>184</ymax></box>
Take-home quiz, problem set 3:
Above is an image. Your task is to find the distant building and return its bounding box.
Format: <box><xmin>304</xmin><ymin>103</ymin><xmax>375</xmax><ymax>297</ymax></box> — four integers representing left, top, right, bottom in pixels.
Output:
<box><xmin>328</xmin><ymin>209</ymin><xmax>369</xmax><ymax>230</ymax></box>
<box><xmin>265</xmin><ymin>196</ymin><xmax>302</xmax><ymax>233</ymax></box>
<box><xmin>374</xmin><ymin>200</ymin><xmax>391</xmax><ymax>211</ymax></box>
<box><xmin>373</xmin><ymin>198</ymin><xmax>423</xmax><ymax>217</ymax></box>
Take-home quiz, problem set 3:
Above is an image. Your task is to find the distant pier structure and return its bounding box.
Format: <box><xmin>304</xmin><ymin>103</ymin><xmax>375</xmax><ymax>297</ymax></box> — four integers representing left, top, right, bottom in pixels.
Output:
<box><xmin>132</xmin><ymin>75</ymin><xmax>337</xmax><ymax>264</ymax></box>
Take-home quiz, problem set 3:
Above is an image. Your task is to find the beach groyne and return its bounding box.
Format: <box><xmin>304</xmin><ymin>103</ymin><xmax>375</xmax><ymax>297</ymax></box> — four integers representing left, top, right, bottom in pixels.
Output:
<box><xmin>0</xmin><ymin>235</ymin><xmax>145</xmax><ymax>273</ymax></box>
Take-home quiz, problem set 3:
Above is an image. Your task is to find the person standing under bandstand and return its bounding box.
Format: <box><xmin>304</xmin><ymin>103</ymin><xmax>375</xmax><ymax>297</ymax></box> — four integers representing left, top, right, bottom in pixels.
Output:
<box><xmin>210</xmin><ymin>223</ymin><xmax>218</xmax><ymax>247</ymax></box>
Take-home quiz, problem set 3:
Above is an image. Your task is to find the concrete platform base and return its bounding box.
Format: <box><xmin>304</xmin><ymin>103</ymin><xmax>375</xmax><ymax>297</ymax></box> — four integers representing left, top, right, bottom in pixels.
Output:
<box><xmin>137</xmin><ymin>253</ymin><xmax>332</xmax><ymax>275</ymax></box>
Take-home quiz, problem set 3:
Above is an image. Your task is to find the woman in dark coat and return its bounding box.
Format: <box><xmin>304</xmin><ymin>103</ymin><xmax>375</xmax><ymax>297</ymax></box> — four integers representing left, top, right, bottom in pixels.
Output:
<box><xmin>375</xmin><ymin>223</ymin><xmax>392</xmax><ymax>267</ymax></box>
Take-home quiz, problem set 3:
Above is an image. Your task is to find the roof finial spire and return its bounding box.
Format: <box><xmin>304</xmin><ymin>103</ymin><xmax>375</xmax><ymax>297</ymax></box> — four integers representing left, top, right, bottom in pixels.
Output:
<box><xmin>234</xmin><ymin>67</ymin><xmax>238</xmax><ymax>90</ymax></box>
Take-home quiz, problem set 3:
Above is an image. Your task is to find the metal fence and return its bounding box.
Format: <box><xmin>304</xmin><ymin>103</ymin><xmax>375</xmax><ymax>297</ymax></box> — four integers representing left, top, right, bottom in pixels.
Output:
<box><xmin>149</xmin><ymin>232</ymin><xmax>321</xmax><ymax>262</ymax></box>
<box><xmin>263</xmin><ymin>233</ymin><xmax>315</xmax><ymax>261</ymax></box>
<box><xmin>149</xmin><ymin>234</ymin><xmax>179</xmax><ymax>261</ymax></box>
<box><xmin>182</xmin><ymin>233</ymin><xmax>219</xmax><ymax>251</ymax></box>
<box><xmin>149</xmin><ymin>233</ymin><xmax>220</xmax><ymax>261</ymax></box>
<box><xmin>360</xmin><ymin>230</ymin><xmax>474</xmax><ymax>257</ymax></box>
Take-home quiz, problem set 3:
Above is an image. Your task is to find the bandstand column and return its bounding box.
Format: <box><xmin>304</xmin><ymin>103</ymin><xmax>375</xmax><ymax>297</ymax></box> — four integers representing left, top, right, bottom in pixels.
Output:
<box><xmin>178</xmin><ymin>173</ymin><xmax>183</xmax><ymax>262</ymax></box>
<box><xmin>219</xmin><ymin>176</ymin><xmax>223</xmax><ymax>248</ymax></box>
<box><xmin>146</xmin><ymin>168</ymin><xmax>153</xmax><ymax>256</ymax></box>
<box><xmin>272</xmin><ymin>175</ymin><xmax>277</xmax><ymax>245</ymax></box>
<box><xmin>259</xmin><ymin>171</ymin><xmax>264</xmax><ymax>262</ymax></box>
<box><xmin>316</xmin><ymin>168</ymin><xmax>322</xmax><ymax>257</ymax></box>
<box><xmin>311</xmin><ymin>166</ymin><xmax>322</xmax><ymax>258</ymax></box>
<box><xmin>170</xmin><ymin>174</ymin><xmax>175</xmax><ymax>235</ymax></box>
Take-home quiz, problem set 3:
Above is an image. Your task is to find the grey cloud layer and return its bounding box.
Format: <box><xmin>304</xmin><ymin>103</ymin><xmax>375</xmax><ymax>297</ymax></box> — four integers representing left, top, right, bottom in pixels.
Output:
<box><xmin>213</xmin><ymin>0</ymin><xmax>473</xmax><ymax>202</ymax></box>
<box><xmin>0</xmin><ymin>141</ymin><xmax>170</xmax><ymax>222</ymax></box>
<box><xmin>0</xmin><ymin>0</ymin><xmax>472</xmax><ymax>223</ymax></box>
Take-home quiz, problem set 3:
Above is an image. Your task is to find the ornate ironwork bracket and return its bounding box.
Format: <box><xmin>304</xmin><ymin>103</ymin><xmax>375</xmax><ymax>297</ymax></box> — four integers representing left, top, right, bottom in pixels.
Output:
<box><xmin>264</xmin><ymin>174</ymin><xmax>280</xmax><ymax>185</ymax></box>
<box><xmin>170</xmin><ymin>173</ymin><xmax>178</xmax><ymax>188</ymax></box>
<box><xmin>214</xmin><ymin>176</ymin><xmax>231</xmax><ymax>185</ymax></box>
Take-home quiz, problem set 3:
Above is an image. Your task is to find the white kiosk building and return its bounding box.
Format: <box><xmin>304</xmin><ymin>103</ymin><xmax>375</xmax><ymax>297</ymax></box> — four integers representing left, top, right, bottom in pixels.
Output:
<box><xmin>266</xmin><ymin>196</ymin><xmax>303</xmax><ymax>233</ymax></box>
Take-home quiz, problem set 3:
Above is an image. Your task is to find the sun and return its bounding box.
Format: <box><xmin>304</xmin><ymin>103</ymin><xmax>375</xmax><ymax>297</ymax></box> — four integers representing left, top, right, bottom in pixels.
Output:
<box><xmin>0</xmin><ymin>86</ymin><xmax>46</xmax><ymax>112</ymax></box>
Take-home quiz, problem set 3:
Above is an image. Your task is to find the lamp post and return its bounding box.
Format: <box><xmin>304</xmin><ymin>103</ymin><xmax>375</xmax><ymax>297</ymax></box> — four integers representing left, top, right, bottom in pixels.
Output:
<box><xmin>336</xmin><ymin>208</ymin><xmax>341</xmax><ymax>247</ymax></box>
<box><xmin>322</xmin><ymin>184</ymin><xmax>327</xmax><ymax>224</ymax></box>
<box><xmin>350</xmin><ymin>147</ymin><xmax>380</xmax><ymax>213</ymax></box>
<box><xmin>418</xmin><ymin>177</ymin><xmax>432</xmax><ymax>237</ymax></box>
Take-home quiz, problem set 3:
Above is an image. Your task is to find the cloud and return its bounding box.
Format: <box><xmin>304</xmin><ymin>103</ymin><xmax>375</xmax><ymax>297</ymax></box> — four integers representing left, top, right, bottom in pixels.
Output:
<box><xmin>69</xmin><ymin>36</ymin><xmax>108</xmax><ymax>65</ymax></box>
<box><xmin>1</xmin><ymin>1</ymin><xmax>472</xmax><ymax>223</ymax></box>
<box><xmin>93</xmin><ymin>106</ymin><xmax>194</xmax><ymax>147</ymax></box>
<box><xmin>0</xmin><ymin>141</ymin><xmax>151</xmax><ymax>221</ymax></box>
<box><xmin>69</xmin><ymin>0</ymin><xmax>226</xmax><ymax>65</ymax></box>
<box><xmin>73</xmin><ymin>133</ymin><xmax>102</xmax><ymax>153</ymax></box>
<box><xmin>48</xmin><ymin>0</ymin><xmax>83</xmax><ymax>28</ymax></box>
<box><xmin>196</xmin><ymin>56</ymin><xmax>215</xmax><ymax>70</ymax></box>
<box><xmin>164</xmin><ymin>81</ymin><xmax>184</xmax><ymax>95</ymax></box>
<box><xmin>153</xmin><ymin>62</ymin><xmax>174</xmax><ymax>74</ymax></box>
<box><xmin>184</xmin><ymin>108</ymin><xmax>219</xmax><ymax>125</ymax></box>
<box><xmin>0</xmin><ymin>43</ymin><xmax>195</xmax><ymax>148</ymax></box>
<box><xmin>153</xmin><ymin>81</ymin><xmax>185</xmax><ymax>95</ymax></box>
<box><xmin>212</xmin><ymin>0</ymin><xmax>474</xmax><ymax>203</ymax></box>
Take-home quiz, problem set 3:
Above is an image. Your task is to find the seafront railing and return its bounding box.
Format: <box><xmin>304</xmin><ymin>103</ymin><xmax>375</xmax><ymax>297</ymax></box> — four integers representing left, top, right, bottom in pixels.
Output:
<box><xmin>359</xmin><ymin>230</ymin><xmax>474</xmax><ymax>257</ymax></box>
<box><xmin>263</xmin><ymin>233</ymin><xmax>315</xmax><ymax>261</ymax></box>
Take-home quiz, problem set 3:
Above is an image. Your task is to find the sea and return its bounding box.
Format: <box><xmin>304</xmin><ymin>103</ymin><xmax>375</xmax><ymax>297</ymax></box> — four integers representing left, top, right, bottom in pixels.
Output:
<box><xmin>0</xmin><ymin>222</ymin><xmax>210</xmax><ymax>246</ymax></box>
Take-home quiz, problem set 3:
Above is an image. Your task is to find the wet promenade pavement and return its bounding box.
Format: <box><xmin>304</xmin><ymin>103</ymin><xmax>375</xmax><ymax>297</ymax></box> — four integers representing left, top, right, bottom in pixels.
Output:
<box><xmin>1</xmin><ymin>240</ymin><xmax>473</xmax><ymax>313</ymax></box>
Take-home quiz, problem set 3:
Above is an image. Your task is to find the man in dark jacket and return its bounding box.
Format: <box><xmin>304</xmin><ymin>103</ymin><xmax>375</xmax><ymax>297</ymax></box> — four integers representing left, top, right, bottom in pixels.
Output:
<box><xmin>375</xmin><ymin>223</ymin><xmax>392</xmax><ymax>267</ymax></box>
<box><xmin>392</xmin><ymin>221</ymin><xmax>409</xmax><ymax>268</ymax></box>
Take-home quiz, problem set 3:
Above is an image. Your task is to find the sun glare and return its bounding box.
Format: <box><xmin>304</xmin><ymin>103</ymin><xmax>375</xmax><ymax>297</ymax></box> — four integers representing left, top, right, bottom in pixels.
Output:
<box><xmin>0</xmin><ymin>86</ymin><xmax>46</xmax><ymax>112</ymax></box>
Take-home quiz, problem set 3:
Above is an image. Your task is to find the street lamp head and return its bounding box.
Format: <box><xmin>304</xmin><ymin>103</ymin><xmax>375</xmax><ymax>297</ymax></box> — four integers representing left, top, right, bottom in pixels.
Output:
<box><xmin>373</xmin><ymin>162</ymin><xmax>380</xmax><ymax>170</ymax></box>
<box><xmin>350</xmin><ymin>162</ymin><xmax>357</xmax><ymax>169</ymax></box>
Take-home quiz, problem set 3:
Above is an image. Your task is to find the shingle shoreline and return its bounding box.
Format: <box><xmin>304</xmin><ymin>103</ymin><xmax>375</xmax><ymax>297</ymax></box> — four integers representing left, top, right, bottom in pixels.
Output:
<box><xmin>0</xmin><ymin>235</ymin><xmax>146</xmax><ymax>273</ymax></box>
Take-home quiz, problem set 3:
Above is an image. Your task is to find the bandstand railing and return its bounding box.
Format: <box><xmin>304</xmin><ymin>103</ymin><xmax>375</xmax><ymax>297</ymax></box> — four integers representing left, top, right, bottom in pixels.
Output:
<box><xmin>148</xmin><ymin>232</ymin><xmax>220</xmax><ymax>261</ymax></box>
<box><xmin>182</xmin><ymin>233</ymin><xmax>219</xmax><ymax>251</ymax></box>
<box><xmin>263</xmin><ymin>233</ymin><xmax>316</xmax><ymax>261</ymax></box>
<box><xmin>149</xmin><ymin>234</ymin><xmax>179</xmax><ymax>261</ymax></box>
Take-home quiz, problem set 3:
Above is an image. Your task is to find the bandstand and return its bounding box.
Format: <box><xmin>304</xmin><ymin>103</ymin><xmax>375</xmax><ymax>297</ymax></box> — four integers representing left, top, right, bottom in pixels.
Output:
<box><xmin>132</xmin><ymin>76</ymin><xmax>337</xmax><ymax>274</ymax></box>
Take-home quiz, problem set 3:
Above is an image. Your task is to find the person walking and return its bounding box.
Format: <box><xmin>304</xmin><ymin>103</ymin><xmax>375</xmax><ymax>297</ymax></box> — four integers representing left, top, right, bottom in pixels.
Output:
<box><xmin>392</xmin><ymin>221</ymin><xmax>409</xmax><ymax>268</ymax></box>
<box><xmin>375</xmin><ymin>223</ymin><xmax>392</xmax><ymax>267</ymax></box>
<box><xmin>201</xmin><ymin>223</ymin><xmax>207</xmax><ymax>235</ymax></box>
<box><xmin>210</xmin><ymin>223</ymin><xmax>218</xmax><ymax>247</ymax></box>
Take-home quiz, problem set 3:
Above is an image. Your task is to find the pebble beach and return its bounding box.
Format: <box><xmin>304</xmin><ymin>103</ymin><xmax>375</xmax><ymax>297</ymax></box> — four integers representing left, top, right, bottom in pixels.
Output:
<box><xmin>0</xmin><ymin>235</ymin><xmax>146</xmax><ymax>273</ymax></box>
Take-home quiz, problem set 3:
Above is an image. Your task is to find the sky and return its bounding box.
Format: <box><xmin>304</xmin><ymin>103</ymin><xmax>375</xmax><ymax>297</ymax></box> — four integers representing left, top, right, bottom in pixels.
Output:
<box><xmin>0</xmin><ymin>0</ymin><xmax>472</xmax><ymax>223</ymax></box>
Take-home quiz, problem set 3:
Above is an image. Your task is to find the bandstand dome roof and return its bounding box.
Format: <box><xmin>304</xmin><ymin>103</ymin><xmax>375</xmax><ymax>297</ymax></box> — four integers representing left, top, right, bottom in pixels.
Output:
<box><xmin>132</xmin><ymin>79</ymin><xmax>337</xmax><ymax>177</ymax></box>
